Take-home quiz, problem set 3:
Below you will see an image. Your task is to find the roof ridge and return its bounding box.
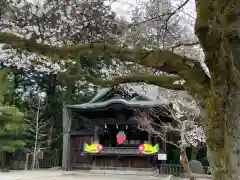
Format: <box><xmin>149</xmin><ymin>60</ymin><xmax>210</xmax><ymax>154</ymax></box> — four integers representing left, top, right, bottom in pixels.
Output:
<box><xmin>67</xmin><ymin>98</ymin><xmax>167</xmax><ymax>109</ymax></box>
<box><xmin>125</xmin><ymin>84</ymin><xmax>154</xmax><ymax>101</ymax></box>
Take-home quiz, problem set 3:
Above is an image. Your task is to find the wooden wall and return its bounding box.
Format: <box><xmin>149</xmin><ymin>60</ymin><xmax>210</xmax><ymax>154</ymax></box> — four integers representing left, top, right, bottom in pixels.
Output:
<box><xmin>71</xmin><ymin>135</ymin><xmax>154</xmax><ymax>169</ymax></box>
<box><xmin>95</xmin><ymin>156</ymin><xmax>152</xmax><ymax>168</ymax></box>
<box><xmin>71</xmin><ymin>136</ymin><xmax>93</xmax><ymax>164</ymax></box>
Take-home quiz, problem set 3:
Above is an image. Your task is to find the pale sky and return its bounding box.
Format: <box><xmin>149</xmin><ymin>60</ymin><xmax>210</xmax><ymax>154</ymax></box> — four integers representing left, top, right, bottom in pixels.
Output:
<box><xmin>110</xmin><ymin>0</ymin><xmax>146</xmax><ymax>20</ymax></box>
<box><xmin>28</xmin><ymin>0</ymin><xmax>197</xmax><ymax>23</ymax></box>
<box><xmin>111</xmin><ymin>0</ymin><xmax>196</xmax><ymax>22</ymax></box>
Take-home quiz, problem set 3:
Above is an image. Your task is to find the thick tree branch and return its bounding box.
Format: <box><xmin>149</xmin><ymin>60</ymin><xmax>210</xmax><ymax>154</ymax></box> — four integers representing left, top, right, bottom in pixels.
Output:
<box><xmin>86</xmin><ymin>74</ymin><xmax>185</xmax><ymax>90</ymax></box>
<box><xmin>172</xmin><ymin>41</ymin><xmax>199</xmax><ymax>50</ymax></box>
<box><xmin>0</xmin><ymin>32</ymin><xmax>208</xmax><ymax>84</ymax></box>
<box><xmin>58</xmin><ymin>72</ymin><xmax>184</xmax><ymax>90</ymax></box>
<box><xmin>195</xmin><ymin>0</ymin><xmax>240</xmax><ymax>74</ymax></box>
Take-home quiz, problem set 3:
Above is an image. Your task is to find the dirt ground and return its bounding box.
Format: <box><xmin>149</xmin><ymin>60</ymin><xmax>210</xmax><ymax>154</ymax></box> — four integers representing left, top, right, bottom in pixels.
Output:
<box><xmin>0</xmin><ymin>170</ymin><xmax>168</xmax><ymax>180</ymax></box>
<box><xmin>0</xmin><ymin>169</ymin><xmax>210</xmax><ymax>180</ymax></box>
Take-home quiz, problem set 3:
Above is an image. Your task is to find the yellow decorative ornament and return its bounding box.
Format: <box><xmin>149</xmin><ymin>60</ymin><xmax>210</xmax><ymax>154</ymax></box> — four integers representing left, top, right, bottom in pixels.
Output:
<box><xmin>83</xmin><ymin>143</ymin><xmax>103</xmax><ymax>153</ymax></box>
<box><xmin>138</xmin><ymin>144</ymin><xmax>159</xmax><ymax>154</ymax></box>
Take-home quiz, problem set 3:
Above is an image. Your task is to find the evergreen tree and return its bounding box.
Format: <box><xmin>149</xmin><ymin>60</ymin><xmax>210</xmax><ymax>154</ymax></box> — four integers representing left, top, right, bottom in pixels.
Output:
<box><xmin>0</xmin><ymin>69</ymin><xmax>25</xmax><ymax>169</ymax></box>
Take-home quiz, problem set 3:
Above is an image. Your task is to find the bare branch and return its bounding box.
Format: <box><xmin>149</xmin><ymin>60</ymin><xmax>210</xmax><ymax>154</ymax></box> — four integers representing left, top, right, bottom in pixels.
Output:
<box><xmin>135</xmin><ymin>113</ymin><xmax>180</xmax><ymax>148</ymax></box>
<box><xmin>128</xmin><ymin>0</ymin><xmax>190</xmax><ymax>27</ymax></box>
<box><xmin>24</xmin><ymin>95</ymin><xmax>51</xmax><ymax>153</ymax></box>
<box><xmin>133</xmin><ymin>91</ymin><xmax>205</xmax><ymax>150</ymax></box>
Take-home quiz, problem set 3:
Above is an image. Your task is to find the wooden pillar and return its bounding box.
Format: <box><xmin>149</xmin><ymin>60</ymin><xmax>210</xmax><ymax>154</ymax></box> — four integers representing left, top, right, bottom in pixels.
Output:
<box><xmin>148</xmin><ymin>132</ymin><xmax>152</xmax><ymax>144</ymax></box>
<box><xmin>62</xmin><ymin>104</ymin><xmax>72</xmax><ymax>171</ymax></box>
<box><xmin>94</xmin><ymin>125</ymin><xmax>98</xmax><ymax>142</ymax></box>
<box><xmin>92</xmin><ymin>125</ymin><xmax>98</xmax><ymax>168</ymax></box>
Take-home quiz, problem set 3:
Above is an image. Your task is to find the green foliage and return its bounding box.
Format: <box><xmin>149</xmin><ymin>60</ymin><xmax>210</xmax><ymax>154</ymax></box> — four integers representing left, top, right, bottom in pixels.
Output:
<box><xmin>0</xmin><ymin>69</ymin><xmax>25</xmax><ymax>152</ymax></box>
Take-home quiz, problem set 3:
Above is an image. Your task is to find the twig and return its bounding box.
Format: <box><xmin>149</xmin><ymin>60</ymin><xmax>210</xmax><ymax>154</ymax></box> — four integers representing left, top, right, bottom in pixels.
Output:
<box><xmin>128</xmin><ymin>0</ymin><xmax>190</xmax><ymax>28</ymax></box>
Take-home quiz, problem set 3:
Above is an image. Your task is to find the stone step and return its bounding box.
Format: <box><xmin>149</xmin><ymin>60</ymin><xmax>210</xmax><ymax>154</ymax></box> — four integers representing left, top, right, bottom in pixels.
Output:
<box><xmin>89</xmin><ymin>169</ymin><xmax>157</xmax><ymax>176</ymax></box>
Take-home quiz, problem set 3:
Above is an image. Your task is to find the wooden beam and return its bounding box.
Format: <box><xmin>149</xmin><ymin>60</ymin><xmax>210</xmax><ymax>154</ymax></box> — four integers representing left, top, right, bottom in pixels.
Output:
<box><xmin>62</xmin><ymin>104</ymin><xmax>72</xmax><ymax>171</ymax></box>
<box><xmin>90</xmin><ymin>118</ymin><xmax>137</xmax><ymax>125</ymax></box>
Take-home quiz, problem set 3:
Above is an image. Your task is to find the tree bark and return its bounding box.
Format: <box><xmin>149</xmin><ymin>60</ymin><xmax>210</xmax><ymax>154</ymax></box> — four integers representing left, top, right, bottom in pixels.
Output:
<box><xmin>195</xmin><ymin>47</ymin><xmax>240</xmax><ymax>180</ymax></box>
<box><xmin>181</xmin><ymin>150</ymin><xmax>195</xmax><ymax>180</ymax></box>
<box><xmin>194</xmin><ymin>1</ymin><xmax>240</xmax><ymax>179</ymax></box>
<box><xmin>206</xmin><ymin>144</ymin><xmax>213</xmax><ymax>169</ymax></box>
<box><xmin>25</xmin><ymin>153</ymin><xmax>29</xmax><ymax>170</ymax></box>
<box><xmin>0</xmin><ymin>152</ymin><xmax>5</xmax><ymax>169</ymax></box>
<box><xmin>203</xmin><ymin>91</ymin><xmax>240</xmax><ymax>180</ymax></box>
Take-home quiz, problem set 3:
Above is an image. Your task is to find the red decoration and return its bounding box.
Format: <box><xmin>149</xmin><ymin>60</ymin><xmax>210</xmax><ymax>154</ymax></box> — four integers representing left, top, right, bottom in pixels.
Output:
<box><xmin>116</xmin><ymin>130</ymin><xmax>126</xmax><ymax>144</ymax></box>
<box><xmin>138</xmin><ymin>144</ymin><xmax>144</xmax><ymax>153</ymax></box>
<box><xmin>97</xmin><ymin>144</ymin><xmax>103</xmax><ymax>152</ymax></box>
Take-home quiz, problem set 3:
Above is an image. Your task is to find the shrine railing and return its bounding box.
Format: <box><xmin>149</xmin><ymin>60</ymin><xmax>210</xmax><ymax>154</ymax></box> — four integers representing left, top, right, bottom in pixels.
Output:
<box><xmin>158</xmin><ymin>164</ymin><xmax>211</xmax><ymax>176</ymax></box>
<box><xmin>77</xmin><ymin>146</ymin><xmax>164</xmax><ymax>155</ymax></box>
<box><xmin>101</xmin><ymin>147</ymin><xmax>138</xmax><ymax>155</ymax></box>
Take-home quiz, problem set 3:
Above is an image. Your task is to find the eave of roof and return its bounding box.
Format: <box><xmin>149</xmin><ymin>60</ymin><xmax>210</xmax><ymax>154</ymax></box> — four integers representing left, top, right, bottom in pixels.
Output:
<box><xmin>86</xmin><ymin>84</ymin><xmax>179</xmax><ymax>104</ymax></box>
<box><xmin>67</xmin><ymin>99</ymin><xmax>167</xmax><ymax>110</ymax></box>
<box><xmin>71</xmin><ymin>129</ymin><xmax>94</xmax><ymax>135</ymax></box>
<box><xmin>88</xmin><ymin>87</ymin><xmax>111</xmax><ymax>103</ymax></box>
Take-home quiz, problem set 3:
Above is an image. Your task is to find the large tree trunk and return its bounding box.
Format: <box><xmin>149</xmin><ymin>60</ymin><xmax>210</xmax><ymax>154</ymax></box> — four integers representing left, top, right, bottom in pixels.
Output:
<box><xmin>198</xmin><ymin>41</ymin><xmax>240</xmax><ymax>179</ymax></box>
<box><xmin>204</xmin><ymin>91</ymin><xmax>240</xmax><ymax>180</ymax></box>
<box><xmin>194</xmin><ymin>1</ymin><xmax>240</xmax><ymax>179</ymax></box>
<box><xmin>0</xmin><ymin>152</ymin><xmax>5</xmax><ymax>169</ymax></box>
